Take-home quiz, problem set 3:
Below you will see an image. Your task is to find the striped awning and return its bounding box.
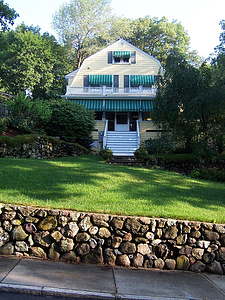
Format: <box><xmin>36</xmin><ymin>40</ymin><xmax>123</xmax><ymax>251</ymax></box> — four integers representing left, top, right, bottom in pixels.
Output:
<box><xmin>113</xmin><ymin>51</ymin><xmax>131</xmax><ymax>58</ymax></box>
<box><xmin>89</xmin><ymin>75</ymin><xmax>112</xmax><ymax>85</ymax></box>
<box><xmin>105</xmin><ymin>100</ymin><xmax>140</xmax><ymax>112</ymax></box>
<box><xmin>141</xmin><ymin>100</ymin><xmax>153</xmax><ymax>111</ymax></box>
<box><xmin>72</xmin><ymin>100</ymin><xmax>104</xmax><ymax>111</ymax></box>
<box><xmin>130</xmin><ymin>75</ymin><xmax>154</xmax><ymax>85</ymax></box>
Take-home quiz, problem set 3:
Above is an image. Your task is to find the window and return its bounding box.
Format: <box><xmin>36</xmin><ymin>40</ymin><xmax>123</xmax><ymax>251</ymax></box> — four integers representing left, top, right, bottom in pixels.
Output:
<box><xmin>108</xmin><ymin>51</ymin><xmax>136</xmax><ymax>64</ymax></box>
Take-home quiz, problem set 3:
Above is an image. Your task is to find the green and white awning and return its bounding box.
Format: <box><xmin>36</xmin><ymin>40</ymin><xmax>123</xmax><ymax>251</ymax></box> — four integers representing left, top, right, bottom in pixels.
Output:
<box><xmin>113</xmin><ymin>51</ymin><xmax>131</xmax><ymax>58</ymax></box>
<box><xmin>89</xmin><ymin>75</ymin><xmax>112</xmax><ymax>85</ymax></box>
<box><xmin>72</xmin><ymin>100</ymin><xmax>104</xmax><ymax>111</ymax></box>
<box><xmin>130</xmin><ymin>75</ymin><xmax>154</xmax><ymax>85</ymax></box>
<box><xmin>105</xmin><ymin>100</ymin><xmax>141</xmax><ymax>112</ymax></box>
<box><xmin>141</xmin><ymin>100</ymin><xmax>153</xmax><ymax>111</ymax></box>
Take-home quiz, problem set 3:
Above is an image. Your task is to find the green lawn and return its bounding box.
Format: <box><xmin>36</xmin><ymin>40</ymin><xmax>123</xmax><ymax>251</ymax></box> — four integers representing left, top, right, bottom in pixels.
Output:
<box><xmin>0</xmin><ymin>155</ymin><xmax>225</xmax><ymax>223</ymax></box>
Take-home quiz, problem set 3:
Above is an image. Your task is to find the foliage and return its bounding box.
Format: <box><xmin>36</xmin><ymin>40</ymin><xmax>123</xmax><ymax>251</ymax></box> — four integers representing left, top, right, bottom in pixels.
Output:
<box><xmin>0</xmin><ymin>24</ymin><xmax>71</xmax><ymax>99</ymax></box>
<box><xmin>0</xmin><ymin>0</ymin><xmax>18</xmax><ymax>31</ymax></box>
<box><xmin>0</xmin><ymin>134</ymin><xmax>39</xmax><ymax>147</ymax></box>
<box><xmin>191</xmin><ymin>167</ymin><xmax>225</xmax><ymax>182</ymax></box>
<box><xmin>0</xmin><ymin>117</ymin><xmax>7</xmax><ymax>134</ymax></box>
<box><xmin>5</xmin><ymin>92</ymin><xmax>52</xmax><ymax>133</ymax></box>
<box><xmin>45</xmin><ymin>100</ymin><xmax>95</xmax><ymax>148</ymax></box>
<box><xmin>52</xmin><ymin>0</ymin><xmax>112</xmax><ymax>69</ymax></box>
<box><xmin>134</xmin><ymin>145</ymin><xmax>148</xmax><ymax>162</ymax></box>
<box><xmin>99</xmin><ymin>147</ymin><xmax>113</xmax><ymax>161</ymax></box>
<box><xmin>145</xmin><ymin>135</ymin><xmax>173</xmax><ymax>154</ymax></box>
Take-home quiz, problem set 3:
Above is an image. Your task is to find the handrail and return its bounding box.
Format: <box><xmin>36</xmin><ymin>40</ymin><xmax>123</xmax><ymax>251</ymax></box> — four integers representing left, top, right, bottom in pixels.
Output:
<box><xmin>103</xmin><ymin>119</ymin><xmax>108</xmax><ymax>148</ymax></box>
<box><xmin>136</xmin><ymin>120</ymin><xmax>140</xmax><ymax>148</ymax></box>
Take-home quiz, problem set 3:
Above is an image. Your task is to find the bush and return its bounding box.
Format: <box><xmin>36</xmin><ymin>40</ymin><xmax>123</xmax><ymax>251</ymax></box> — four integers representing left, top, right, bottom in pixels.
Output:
<box><xmin>191</xmin><ymin>167</ymin><xmax>225</xmax><ymax>182</ymax></box>
<box><xmin>134</xmin><ymin>146</ymin><xmax>148</xmax><ymax>162</ymax></box>
<box><xmin>145</xmin><ymin>135</ymin><xmax>173</xmax><ymax>154</ymax></box>
<box><xmin>0</xmin><ymin>118</ymin><xmax>7</xmax><ymax>134</ymax></box>
<box><xmin>45</xmin><ymin>100</ymin><xmax>95</xmax><ymax>149</ymax></box>
<box><xmin>99</xmin><ymin>147</ymin><xmax>113</xmax><ymax>161</ymax></box>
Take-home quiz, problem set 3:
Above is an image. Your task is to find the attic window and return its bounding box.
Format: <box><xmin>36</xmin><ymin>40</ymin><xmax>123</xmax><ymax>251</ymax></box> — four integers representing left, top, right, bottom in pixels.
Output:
<box><xmin>113</xmin><ymin>51</ymin><xmax>131</xmax><ymax>64</ymax></box>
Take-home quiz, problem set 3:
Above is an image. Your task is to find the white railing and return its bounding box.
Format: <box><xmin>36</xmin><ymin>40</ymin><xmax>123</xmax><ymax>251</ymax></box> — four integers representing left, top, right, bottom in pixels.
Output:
<box><xmin>66</xmin><ymin>86</ymin><xmax>156</xmax><ymax>97</ymax></box>
<box><xmin>103</xmin><ymin>120</ymin><xmax>108</xmax><ymax>148</ymax></box>
<box><xmin>136</xmin><ymin>120</ymin><xmax>140</xmax><ymax>148</ymax></box>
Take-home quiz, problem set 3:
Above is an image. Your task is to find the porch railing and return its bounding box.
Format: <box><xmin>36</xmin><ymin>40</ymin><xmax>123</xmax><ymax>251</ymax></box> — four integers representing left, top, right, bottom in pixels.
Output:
<box><xmin>136</xmin><ymin>120</ymin><xmax>140</xmax><ymax>149</ymax></box>
<box><xmin>66</xmin><ymin>86</ymin><xmax>156</xmax><ymax>97</ymax></box>
<box><xmin>103</xmin><ymin>119</ymin><xmax>108</xmax><ymax>149</ymax></box>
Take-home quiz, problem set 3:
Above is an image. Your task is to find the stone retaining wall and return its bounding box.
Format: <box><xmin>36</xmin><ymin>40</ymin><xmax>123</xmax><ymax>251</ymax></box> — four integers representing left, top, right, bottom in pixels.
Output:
<box><xmin>0</xmin><ymin>136</ymin><xmax>87</xmax><ymax>159</ymax></box>
<box><xmin>0</xmin><ymin>204</ymin><xmax>225</xmax><ymax>275</ymax></box>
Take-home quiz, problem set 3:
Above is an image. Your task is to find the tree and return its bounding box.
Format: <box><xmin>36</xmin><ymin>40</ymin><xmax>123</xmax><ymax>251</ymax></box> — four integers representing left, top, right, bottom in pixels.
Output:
<box><xmin>0</xmin><ymin>0</ymin><xmax>18</xmax><ymax>31</ymax></box>
<box><xmin>0</xmin><ymin>24</ymin><xmax>71</xmax><ymax>99</ymax></box>
<box><xmin>52</xmin><ymin>0</ymin><xmax>112</xmax><ymax>69</ymax></box>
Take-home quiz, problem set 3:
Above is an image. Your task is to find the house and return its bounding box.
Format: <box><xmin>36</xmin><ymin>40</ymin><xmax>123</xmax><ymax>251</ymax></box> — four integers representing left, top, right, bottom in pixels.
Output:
<box><xmin>63</xmin><ymin>39</ymin><xmax>163</xmax><ymax>156</ymax></box>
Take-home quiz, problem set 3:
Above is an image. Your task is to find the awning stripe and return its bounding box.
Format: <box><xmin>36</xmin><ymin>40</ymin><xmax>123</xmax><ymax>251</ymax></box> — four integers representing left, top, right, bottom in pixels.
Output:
<box><xmin>72</xmin><ymin>100</ymin><xmax>104</xmax><ymax>111</ymax></box>
<box><xmin>105</xmin><ymin>100</ymin><xmax>140</xmax><ymax>112</ymax></box>
<box><xmin>89</xmin><ymin>75</ymin><xmax>112</xmax><ymax>85</ymax></box>
<box><xmin>130</xmin><ymin>75</ymin><xmax>154</xmax><ymax>85</ymax></box>
<box><xmin>141</xmin><ymin>100</ymin><xmax>153</xmax><ymax>111</ymax></box>
<box><xmin>113</xmin><ymin>51</ymin><xmax>131</xmax><ymax>58</ymax></box>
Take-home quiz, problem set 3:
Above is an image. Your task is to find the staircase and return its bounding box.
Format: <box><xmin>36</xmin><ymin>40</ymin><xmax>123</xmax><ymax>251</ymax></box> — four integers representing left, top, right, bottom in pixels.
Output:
<box><xmin>106</xmin><ymin>131</ymin><xmax>139</xmax><ymax>156</ymax></box>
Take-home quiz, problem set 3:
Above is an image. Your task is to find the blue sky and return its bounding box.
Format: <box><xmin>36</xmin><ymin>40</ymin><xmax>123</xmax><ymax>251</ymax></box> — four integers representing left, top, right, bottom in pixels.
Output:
<box><xmin>5</xmin><ymin>0</ymin><xmax>225</xmax><ymax>58</ymax></box>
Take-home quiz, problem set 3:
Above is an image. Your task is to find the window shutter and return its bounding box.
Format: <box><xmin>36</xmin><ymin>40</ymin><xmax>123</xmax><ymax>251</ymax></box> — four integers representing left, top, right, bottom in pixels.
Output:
<box><xmin>114</xmin><ymin>75</ymin><xmax>119</xmax><ymax>87</ymax></box>
<box><xmin>131</xmin><ymin>51</ymin><xmax>136</xmax><ymax>64</ymax></box>
<box><xmin>108</xmin><ymin>51</ymin><xmax>112</xmax><ymax>64</ymax></box>
<box><xmin>83</xmin><ymin>75</ymin><xmax>89</xmax><ymax>87</ymax></box>
<box><xmin>124</xmin><ymin>75</ymin><xmax>129</xmax><ymax>88</ymax></box>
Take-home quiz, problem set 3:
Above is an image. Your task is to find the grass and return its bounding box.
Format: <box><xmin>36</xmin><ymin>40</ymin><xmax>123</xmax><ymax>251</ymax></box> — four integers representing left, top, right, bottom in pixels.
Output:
<box><xmin>0</xmin><ymin>155</ymin><xmax>225</xmax><ymax>223</ymax></box>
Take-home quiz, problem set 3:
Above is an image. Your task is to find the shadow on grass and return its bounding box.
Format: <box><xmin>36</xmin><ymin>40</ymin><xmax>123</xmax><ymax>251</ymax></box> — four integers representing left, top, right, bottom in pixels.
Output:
<box><xmin>0</xmin><ymin>155</ymin><xmax>225</xmax><ymax>222</ymax></box>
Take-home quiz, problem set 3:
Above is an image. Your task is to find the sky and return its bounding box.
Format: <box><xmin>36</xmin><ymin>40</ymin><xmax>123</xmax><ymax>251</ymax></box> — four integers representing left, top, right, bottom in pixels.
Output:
<box><xmin>5</xmin><ymin>0</ymin><xmax>225</xmax><ymax>58</ymax></box>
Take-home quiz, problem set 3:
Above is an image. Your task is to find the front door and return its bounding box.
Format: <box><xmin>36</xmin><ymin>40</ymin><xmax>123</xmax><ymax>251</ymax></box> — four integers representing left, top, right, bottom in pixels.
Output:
<box><xmin>115</xmin><ymin>112</ymin><xmax>129</xmax><ymax>131</ymax></box>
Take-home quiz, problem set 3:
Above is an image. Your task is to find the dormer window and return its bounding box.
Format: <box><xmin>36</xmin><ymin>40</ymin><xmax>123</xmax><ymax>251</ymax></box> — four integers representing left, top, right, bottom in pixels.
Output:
<box><xmin>113</xmin><ymin>51</ymin><xmax>131</xmax><ymax>64</ymax></box>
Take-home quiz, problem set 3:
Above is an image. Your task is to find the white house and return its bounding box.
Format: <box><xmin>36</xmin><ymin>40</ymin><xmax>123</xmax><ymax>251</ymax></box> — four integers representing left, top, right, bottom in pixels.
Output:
<box><xmin>63</xmin><ymin>39</ymin><xmax>163</xmax><ymax>156</ymax></box>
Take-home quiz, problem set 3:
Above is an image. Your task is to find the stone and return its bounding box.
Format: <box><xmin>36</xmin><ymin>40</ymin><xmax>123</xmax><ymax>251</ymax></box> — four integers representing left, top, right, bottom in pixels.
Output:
<box><xmin>164</xmin><ymin>226</ymin><xmax>178</xmax><ymax>239</ymax></box>
<box><xmin>105</xmin><ymin>248</ymin><xmax>116</xmax><ymax>265</ymax></box>
<box><xmin>111</xmin><ymin>236</ymin><xmax>122</xmax><ymax>248</ymax></box>
<box><xmin>110</xmin><ymin>217</ymin><xmax>124</xmax><ymax>230</ymax></box>
<box><xmin>151</xmin><ymin>239</ymin><xmax>162</xmax><ymax>246</ymax></box>
<box><xmin>146</xmin><ymin>232</ymin><xmax>154</xmax><ymax>240</ymax></box>
<box><xmin>204</xmin><ymin>230</ymin><xmax>220</xmax><ymax>241</ymax></box>
<box><xmin>59</xmin><ymin>238</ymin><xmax>74</xmax><ymax>252</ymax></box>
<box><xmin>98</xmin><ymin>227</ymin><xmax>111</xmax><ymax>239</ymax></box>
<box><xmin>116</xmin><ymin>254</ymin><xmax>130</xmax><ymax>267</ymax></box>
<box><xmin>78</xmin><ymin>216</ymin><xmax>92</xmax><ymax>232</ymax></box>
<box><xmin>15</xmin><ymin>241</ymin><xmax>28</xmax><ymax>252</ymax></box>
<box><xmin>11</xmin><ymin>219</ymin><xmax>21</xmax><ymax>226</ymax></box>
<box><xmin>132</xmin><ymin>253</ymin><xmax>144</xmax><ymax>268</ymax></box>
<box><xmin>203</xmin><ymin>252</ymin><xmax>215</xmax><ymax>264</ymax></box>
<box><xmin>33</xmin><ymin>231</ymin><xmax>51</xmax><ymax>248</ymax></box>
<box><xmin>60</xmin><ymin>251</ymin><xmax>80</xmax><ymax>263</ymax></box>
<box><xmin>150</xmin><ymin>220</ymin><xmax>157</xmax><ymax>232</ymax></box>
<box><xmin>192</xmin><ymin>248</ymin><xmax>204</xmax><ymax>260</ymax></box>
<box><xmin>48</xmin><ymin>209</ymin><xmax>59</xmax><ymax>216</ymax></box>
<box><xmin>167</xmin><ymin>219</ymin><xmax>177</xmax><ymax>226</ymax></box>
<box><xmin>144</xmin><ymin>259</ymin><xmax>154</xmax><ymax>268</ymax></box>
<box><xmin>24</xmin><ymin>223</ymin><xmax>37</xmax><ymax>234</ymax></box>
<box><xmin>215</xmin><ymin>224</ymin><xmax>225</xmax><ymax>234</ymax></box>
<box><xmin>51</xmin><ymin>231</ymin><xmax>63</xmax><ymax>242</ymax></box>
<box><xmin>76</xmin><ymin>232</ymin><xmax>90</xmax><ymax>242</ymax></box>
<box><xmin>89</xmin><ymin>226</ymin><xmax>98</xmax><ymax>236</ymax></box>
<box><xmin>18</xmin><ymin>206</ymin><xmax>35</xmax><ymax>217</ymax></box>
<box><xmin>155</xmin><ymin>228</ymin><xmax>162</xmax><ymax>238</ymax></box>
<box><xmin>69</xmin><ymin>212</ymin><xmax>80</xmax><ymax>221</ymax></box>
<box><xmin>25</xmin><ymin>216</ymin><xmax>39</xmax><ymax>223</ymax></box>
<box><xmin>154</xmin><ymin>258</ymin><xmax>165</xmax><ymax>269</ymax></box>
<box><xmin>66</xmin><ymin>222</ymin><xmax>79</xmax><ymax>238</ymax></box>
<box><xmin>218</xmin><ymin>247</ymin><xmax>225</xmax><ymax>260</ymax></box>
<box><xmin>0</xmin><ymin>231</ymin><xmax>10</xmax><ymax>247</ymax></box>
<box><xmin>207</xmin><ymin>244</ymin><xmax>219</xmax><ymax>252</ymax></box>
<box><xmin>154</xmin><ymin>244</ymin><xmax>169</xmax><ymax>260</ymax></box>
<box><xmin>76</xmin><ymin>243</ymin><xmax>90</xmax><ymax>256</ymax></box>
<box><xmin>89</xmin><ymin>238</ymin><xmax>98</xmax><ymax>249</ymax></box>
<box><xmin>139</xmin><ymin>217</ymin><xmax>151</xmax><ymax>225</ymax></box>
<box><xmin>188</xmin><ymin>237</ymin><xmax>196</xmax><ymax>245</ymax></box>
<box><xmin>11</xmin><ymin>226</ymin><xmax>28</xmax><ymax>240</ymax></box>
<box><xmin>182</xmin><ymin>225</ymin><xmax>191</xmax><ymax>234</ymax></box>
<box><xmin>190</xmin><ymin>261</ymin><xmax>206</xmax><ymax>273</ymax></box>
<box><xmin>177</xmin><ymin>234</ymin><xmax>187</xmax><ymax>245</ymax></box>
<box><xmin>119</xmin><ymin>242</ymin><xmax>136</xmax><ymax>254</ymax></box>
<box><xmin>92</xmin><ymin>214</ymin><xmax>109</xmax><ymax>227</ymax></box>
<box><xmin>134</xmin><ymin>237</ymin><xmax>148</xmax><ymax>243</ymax></box>
<box><xmin>124</xmin><ymin>218</ymin><xmax>141</xmax><ymax>235</ymax></box>
<box><xmin>38</xmin><ymin>216</ymin><xmax>57</xmax><ymax>231</ymax></box>
<box><xmin>0</xmin><ymin>242</ymin><xmax>14</xmax><ymax>255</ymax></box>
<box><xmin>3</xmin><ymin>221</ymin><xmax>12</xmax><ymax>231</ymax></box>
<box><xmin>123</xmin><ymin>233</ymin><xmax>132</xmax><ymax>242</ymax></box>
<box><xmin>28</xmin><ymin>235</ymin><xmax>34</xmax><ymax>247</ymax></box>
<box><xmin>48</xmin><ymin>243</ymin><xmax>60</xmax><ymax>260</ymax></box>
<box><xmin>137</xmin><ymin>243</ymin><xmax>150</xmax><ymax>255</ymax></box>
<box><xmin>176</xmin><ymin>255</ymin><xmax>190</xmax><ymax>270</ymax></box>
<box><xmin>35</xmin><ymin>209</ymin><xmax>47</xmax><ymax>218</ymax></box>
<box><xmin>84</xmin><ymin>247</ymin><xmax>104</xmax><ymax>264</ymax></box>
<box><xmin>165</xmin><ymin>259</ymin><xmax>176</xmax><ymax>270</ymax></box>
<box><xmin>30</xmin><ymin>247</ymin><xmax>47</xmax><ymax>258</ymax></box>
<box><xmin>58</xmin><ymin>216</ymin><xmax>68</xmax><ymax>227</ymax></box>
<box><xmin>158</xmin><ymin>219</ymin><xmax>166</xmax><ymax>228</ymax></box>
<box><xmin>3</xmin><ymin>210</ymin><xmax>16</xmax><ymax>220</ymax></box>
<box><xmin>207</xmin><ymin>261</ymin><xmax>223</xmax><ymax>275</ymax></box>
<box><xmin>197</xmin><ymin>240</ymin><xmax>211</xmax><ymax>249</ymax></box>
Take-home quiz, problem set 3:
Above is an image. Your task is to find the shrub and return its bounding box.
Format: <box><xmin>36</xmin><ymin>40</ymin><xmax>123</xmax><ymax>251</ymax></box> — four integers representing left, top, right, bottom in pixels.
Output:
<box><xmin>45</xmin><ymin>100</ymin><xmax>95</xmax><ymax>149</ymax></box>
<box><xmin>191</xmin><ymin>167</ymin><xmax>225</xmax><ymax>182</ymax></box>
<box><xmin>99</xmin><ymin>147</ymin><xmax>113</xmax><ymax>161</ymax></box>
<box><xmin>145</xmin><ymin>135</ymin><xmax>173</xmax><ymax>154</ymax></box>
<box><xmin>0</xmin><ymin>118</ymin><xmax>7</xmax><ymax>134</ymax></box>
<box><xmin>134</xmin><ymin>146</ymin><xmax>148</xmax><ymax>162</ymax></box>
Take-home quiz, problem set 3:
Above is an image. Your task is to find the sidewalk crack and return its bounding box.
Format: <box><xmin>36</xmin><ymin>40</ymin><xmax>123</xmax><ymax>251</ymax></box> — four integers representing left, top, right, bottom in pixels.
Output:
<box><xmin>0</xmin><ymin>257</ymin><xmax>22</xmax><ymax>283</ymax></box>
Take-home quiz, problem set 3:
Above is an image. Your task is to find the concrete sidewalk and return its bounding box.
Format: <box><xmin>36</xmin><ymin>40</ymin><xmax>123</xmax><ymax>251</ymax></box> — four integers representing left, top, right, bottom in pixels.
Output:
<box><xmin>0</xmin><ymin>256</ymin><xmax>225</xmax><ymax>300</ymax></box>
